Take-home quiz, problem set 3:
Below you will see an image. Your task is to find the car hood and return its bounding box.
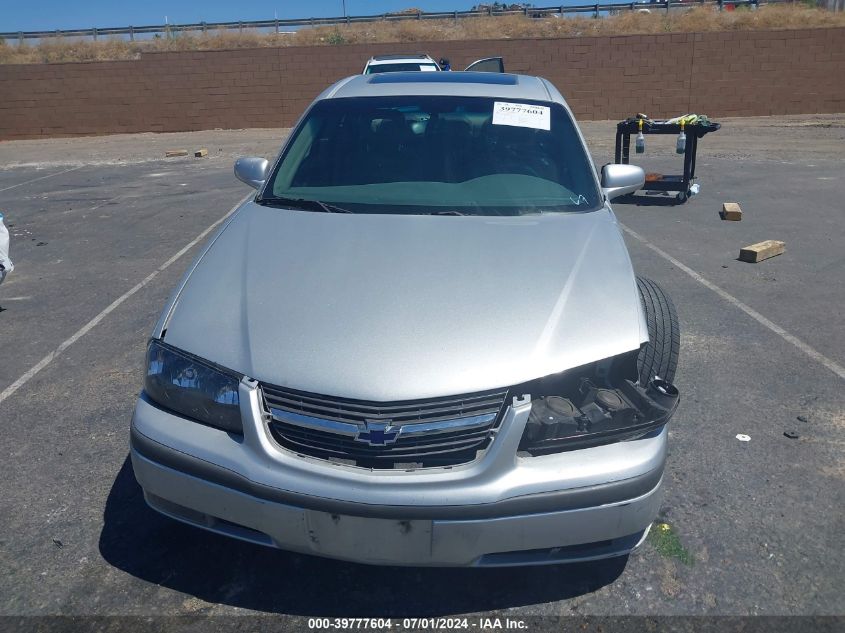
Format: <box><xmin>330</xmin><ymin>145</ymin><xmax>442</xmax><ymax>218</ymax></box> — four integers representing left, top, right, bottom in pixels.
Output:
<box><xmin>161</xmin><ymin>202</ymin><xmax>644</xmax><ymax>401</ymax></box>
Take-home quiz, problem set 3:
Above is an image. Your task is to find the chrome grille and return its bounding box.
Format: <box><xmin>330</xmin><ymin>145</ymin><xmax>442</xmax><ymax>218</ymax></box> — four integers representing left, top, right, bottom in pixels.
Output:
<box><xmin>261</xmin><ymin>384</ymin><xmax>508</xmax><ymax>469</ymax></box>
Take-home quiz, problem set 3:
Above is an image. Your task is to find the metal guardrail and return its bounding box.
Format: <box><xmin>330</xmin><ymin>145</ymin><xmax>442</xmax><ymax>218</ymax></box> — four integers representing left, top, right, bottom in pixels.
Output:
<box><xmin>0</xmin><ymin>0</ymin><xmax>785</xmax><ymax>42</ymax></box>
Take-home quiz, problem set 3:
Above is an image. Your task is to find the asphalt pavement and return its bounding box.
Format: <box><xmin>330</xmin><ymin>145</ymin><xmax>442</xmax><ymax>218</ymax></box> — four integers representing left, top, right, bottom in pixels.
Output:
<box><xmin>0</xmin><ymin>119</ymin><xmax>843</xmax><ymax>620</ymax></box>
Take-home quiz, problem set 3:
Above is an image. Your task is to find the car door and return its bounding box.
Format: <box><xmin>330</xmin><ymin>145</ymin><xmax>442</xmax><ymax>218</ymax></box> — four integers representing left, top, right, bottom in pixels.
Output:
<box><xmin>464</xmin><ymin>57</ymin><xmax>505</xmax><ymax>73</ymax></box>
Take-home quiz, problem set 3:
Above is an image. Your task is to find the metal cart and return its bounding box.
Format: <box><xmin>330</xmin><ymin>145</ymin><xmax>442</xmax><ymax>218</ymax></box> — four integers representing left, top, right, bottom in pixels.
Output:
<box><xmin>614</xmin><ymin>118</ymin><xmax>721</xmax><ymax>202</ymax></box>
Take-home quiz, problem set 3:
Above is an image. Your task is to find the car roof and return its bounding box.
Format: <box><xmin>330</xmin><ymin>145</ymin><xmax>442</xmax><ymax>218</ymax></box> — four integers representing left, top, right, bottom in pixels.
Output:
<box><xmin>366</xmin><ymin>58</ymin><xmax>440</xmax><ymax>67</ymax></box>
<box><xmin>369</xmin><ymin>53</ymin><xmax>434</xmax><ymax>62</ymax></box>
<box><xmin>324</xmin><ymin>72</ymin><xmax>561</xmax><ymax>104</ymax></box>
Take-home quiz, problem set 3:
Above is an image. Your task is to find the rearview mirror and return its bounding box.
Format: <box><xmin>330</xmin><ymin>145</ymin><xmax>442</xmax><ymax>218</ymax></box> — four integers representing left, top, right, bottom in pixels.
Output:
<box><xmin>601</xmin><ymin>164</ymin><xmax>645</xmax><ymax>200</ymax></box>
<box><xmin>234</xmin><ymin>157</ymin><xmax>270</xmax><ymax>190</ymax></box>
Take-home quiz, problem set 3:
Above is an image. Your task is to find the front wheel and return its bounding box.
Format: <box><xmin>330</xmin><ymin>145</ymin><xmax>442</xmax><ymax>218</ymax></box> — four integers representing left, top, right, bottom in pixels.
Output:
<box><xmin>636</xmin><ymin>276</ymin><xmax>680</xmax><ymax>385</ymax></box>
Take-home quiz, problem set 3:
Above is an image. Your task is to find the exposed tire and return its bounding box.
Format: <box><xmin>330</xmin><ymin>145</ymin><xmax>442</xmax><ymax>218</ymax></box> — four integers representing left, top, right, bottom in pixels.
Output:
<box><xmin>636</xmin><ymin>276</ymin><xmax>680</xmax><ymax>385</ymax></box>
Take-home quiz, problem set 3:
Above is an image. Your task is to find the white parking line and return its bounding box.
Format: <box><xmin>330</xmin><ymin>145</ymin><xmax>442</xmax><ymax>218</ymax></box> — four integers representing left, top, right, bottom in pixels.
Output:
<box><xmin>0</xmin><ymin>193</ymin><xmax>251</xmax><ymax>407</ymax></box>
<box><xmin>0</xmin><ymin>166</ymin><xmax>84</xmax><ymax>193</ymax></box>
<box><xmin>619</xmin><ymin>223</ymin><xmax>845</xmax><ymax>381</ymax></box>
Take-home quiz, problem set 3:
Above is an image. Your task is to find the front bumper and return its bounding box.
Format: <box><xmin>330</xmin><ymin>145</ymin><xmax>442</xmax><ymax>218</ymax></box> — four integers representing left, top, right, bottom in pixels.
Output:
<box><xmin>130</xmin><ymin>381</ymin><xmax>667</xmax><ymax>567</ymax></box>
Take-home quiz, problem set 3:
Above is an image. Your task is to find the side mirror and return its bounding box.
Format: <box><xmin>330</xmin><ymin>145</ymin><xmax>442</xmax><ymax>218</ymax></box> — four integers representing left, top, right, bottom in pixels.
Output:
<box><xmin>234</xmin><ymin>157</ymin><xmax>270</xmax><ymax>190</ymax></box>
<box><xmin>601</xmin><ymin>164</ymin><xmax>645</xmax><ymax>200</ymax></box>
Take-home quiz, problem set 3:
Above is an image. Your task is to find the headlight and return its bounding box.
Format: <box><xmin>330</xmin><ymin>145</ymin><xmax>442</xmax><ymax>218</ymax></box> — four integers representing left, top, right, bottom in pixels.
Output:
<box><xmin>144</xmin><ymin>339</ymin><xmax>243</xmax><ymax>434</ymax></box>
<box><xmin>518</xmin><ymin>353</ymin><xmax>679</xmax><ymax>454</ymax></box>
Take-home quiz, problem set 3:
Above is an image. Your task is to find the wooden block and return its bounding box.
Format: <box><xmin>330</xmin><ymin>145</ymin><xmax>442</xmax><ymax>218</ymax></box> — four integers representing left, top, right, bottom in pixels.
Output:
<box><xmin>165</xmin><ymin>149</ymin><xmax>188</xmax><ymax>157</ymax></box>
<box><xmin>194</xmin><ymin>148</ymin><xmax>208</xmax><ymax>158</ymax></box>
<box><xmin>721</xmin><ymin>202</ymin><xmax>742</xmax><ymax>221</ymax></box>
<box><xmin>739</xmin><ymin>240</ymin><xmax>785</xmax><ymax>263</ymax></box>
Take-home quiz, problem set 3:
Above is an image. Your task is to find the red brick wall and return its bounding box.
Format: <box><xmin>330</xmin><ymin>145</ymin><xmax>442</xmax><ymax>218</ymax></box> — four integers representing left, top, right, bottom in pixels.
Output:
<box><xmin>1</xmin><ymin>27</ymin><xmax>843</xmax><ymax>140</ymax></box>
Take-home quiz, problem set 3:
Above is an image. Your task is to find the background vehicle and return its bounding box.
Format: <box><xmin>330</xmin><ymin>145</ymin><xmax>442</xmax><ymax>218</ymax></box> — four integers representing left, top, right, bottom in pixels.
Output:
<box><xmin>130</xmin><ymin>71</ymin><xmax>679</xmax><ymax>567</ymax></box>
<box><xmin>362</xmin><ymin>53</ymin><xmax>441</xmax><ymax>74</ymax></box>
<box><xmin>0</xmin><ymin>212</ymin><xmax>13</xmax><ymax>285</ymax></box>
<box><xmin>363</xmin><ymin>54</ymin><xmax>505</xmax><ymax>74</ymax></box>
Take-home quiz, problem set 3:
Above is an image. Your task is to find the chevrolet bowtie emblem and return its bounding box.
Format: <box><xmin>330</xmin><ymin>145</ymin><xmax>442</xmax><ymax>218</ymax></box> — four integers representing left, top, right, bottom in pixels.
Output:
<box><xmin>355</xmin><ymin>421</ymin><xmax>400</xmax><ymax>446</ymax></box>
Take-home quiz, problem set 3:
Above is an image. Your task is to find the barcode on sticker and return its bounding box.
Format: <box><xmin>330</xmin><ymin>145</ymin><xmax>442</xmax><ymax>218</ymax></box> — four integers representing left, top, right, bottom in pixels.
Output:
<box><xmin>492</xmin><ymin>102</ymin><xmax>550</xmax><ymax>131</ymax></box>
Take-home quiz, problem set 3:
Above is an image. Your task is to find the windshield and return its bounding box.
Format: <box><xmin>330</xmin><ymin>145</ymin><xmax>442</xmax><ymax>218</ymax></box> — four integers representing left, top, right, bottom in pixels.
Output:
<box><xmin>365</xmin><ymin>63</ymin><xmax>440</xmax><ymax>74</ymax></box>
<box><xmin>262</xmin><ymin>95</ymin><xmax>601</xmax><ymax>216</ymax></box>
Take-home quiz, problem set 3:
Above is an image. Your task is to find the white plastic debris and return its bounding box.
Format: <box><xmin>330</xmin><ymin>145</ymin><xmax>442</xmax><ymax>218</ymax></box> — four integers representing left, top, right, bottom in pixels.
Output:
<box><xmin>0</xmin><ymin>212</ymin><xmax>14</xmax><ymax>285</ymax></box>
<box><xmin>689</xmin><ymin>183</ymin><xmax>701</xmax><ymax>196</ymax></box>
<box><xmin>736</xmin><ymin>434</ymin><xmax>751</xmax><ymax>442</ymax></box>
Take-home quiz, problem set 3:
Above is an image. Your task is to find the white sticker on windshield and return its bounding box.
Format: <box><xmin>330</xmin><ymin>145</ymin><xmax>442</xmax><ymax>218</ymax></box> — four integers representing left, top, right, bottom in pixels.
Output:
<box><xmin>419</xmin><ymin>65</ymin><xmax>438</xmax><ymax>72</ymax></box>
<box><xmin>492</xmin><ymin>102</ymin><xmax>550</xmax><ymax>131</ymax></box>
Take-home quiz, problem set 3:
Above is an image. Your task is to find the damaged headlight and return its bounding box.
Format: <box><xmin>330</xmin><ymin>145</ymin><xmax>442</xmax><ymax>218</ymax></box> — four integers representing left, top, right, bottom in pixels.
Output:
<box><xmin>518</xmin><ymin>353</ymin><xmax>679</xmax><ymax>454</ymax></box>
<box><xmin>144</xmin><ymin>339</ymin><xmax>243</xmax><ymax>434</ymax></box>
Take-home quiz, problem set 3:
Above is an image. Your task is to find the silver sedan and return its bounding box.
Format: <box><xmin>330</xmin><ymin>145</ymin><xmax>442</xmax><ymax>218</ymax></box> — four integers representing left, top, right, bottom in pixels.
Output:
<box><xmin>130</xmin><ymin>71</ymin><xmax>680</xmax><ymax>566</ymax></box>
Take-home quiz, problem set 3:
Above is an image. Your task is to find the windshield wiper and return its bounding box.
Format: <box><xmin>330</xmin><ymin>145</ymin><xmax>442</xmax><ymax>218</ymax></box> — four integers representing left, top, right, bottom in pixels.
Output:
<box><xmin>428</xmin><ymin>210</ymin><xmax>466</xmax><ymax>216</ymax></box>
<box><xmin>258</xmin><ymin>197</ymin><xmax>352</xmax><ymax>214</ymax></box>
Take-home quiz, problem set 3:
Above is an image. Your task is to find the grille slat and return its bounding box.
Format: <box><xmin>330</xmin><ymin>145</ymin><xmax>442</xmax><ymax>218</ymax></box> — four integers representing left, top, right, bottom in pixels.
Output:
<box><xmin>280</xmin><ymin>434</ymin><xmax>489</xmax><ymax>460</ymax></box>
<box><xmin>261</xmin><ymin>383</ymin><xmax>508</xmax><ymax>469</ymax></box>
<box><xmin>262</xmin><ymin>385</ymin><xmax>505</xmax><ymax>425</ymax></box>
<box><xmin>278</xmin><ymin>426</ymin><xmax>490</xmax><ymax>454</ymax></box>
